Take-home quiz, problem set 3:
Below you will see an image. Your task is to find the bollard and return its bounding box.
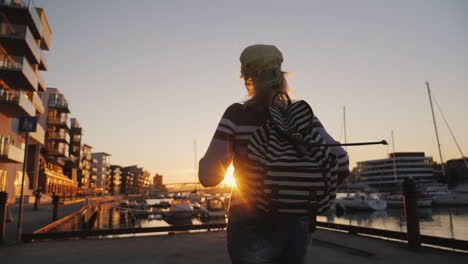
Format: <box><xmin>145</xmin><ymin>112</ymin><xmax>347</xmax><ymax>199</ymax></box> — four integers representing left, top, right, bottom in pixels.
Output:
<box><xmin>0</xmin><ymin>192</ymin><xmax>7</xmax><ymax>242</ymax></box>
<box><xmin>402</xmin><ymin>178</ymin><xmax>421</xmax><ymax>250</ymax></box>
<box><xmin>52</xmin><ymin>195</ymin><xmax>60</xmax><ymax>221</ymax></box>
<box><xmin>34</xmin><ymin>190</ymin><xmax>40</xmax><ymax>211</ymax></box>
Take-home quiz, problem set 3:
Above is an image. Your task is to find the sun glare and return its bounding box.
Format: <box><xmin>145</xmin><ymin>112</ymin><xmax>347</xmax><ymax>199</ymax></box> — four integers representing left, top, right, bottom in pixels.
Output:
<box><xmin>224</xmin><ymin>164</ymin><xmax>236</xmax><ymax>186</ymax></box>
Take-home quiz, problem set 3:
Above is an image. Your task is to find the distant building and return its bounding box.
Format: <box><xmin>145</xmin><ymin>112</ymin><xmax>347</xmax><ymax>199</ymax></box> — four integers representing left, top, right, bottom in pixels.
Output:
<box><xmin>353</xmin><ymin>152</ymin><xmax>434</xmax><ymax>191</ymax></box>
<box><xmin>91</xmin><ymin>152</ymin><xmax>110</xmax><ymax>191</ymax></box>
<box><xmin>120</xmin><ymin>166</ymin><xmax>150</xmax><ymax>194</ymax></box>
<box><xmin>40</xmin><ymin>88</ymin><xmax>71</xmax><ymax>165</ymax></box>
<box><xmin>78</xmin><ymin>144</ymin><xmax>93</xmax><ymax>190</ymax></box>
<box><xmin>153</xmin><ymin>173</ymin><xmax>165</xmax><ymax>191</ymax></box>
<box><xmin>140</xmin><ymin>170</ymin><xmax>151</xmax><ymax>194</ymax></box>
<box><xmin>120</xmin><ymin>166</ymin><xmax>135</xmax><ymax>195</ymax></box>
<box><xmin>37</xmin><ymin>88</ymin><xmax>78</xmax><ymax>196</ymax></box>
<box><xmin>63</xmin><ymin>118</ymin><xmax>81</xmax><ymax>185</ymax></box>
<box><xmin>0</xmin><ymin>2</ymin><xmax>52</xmax><ymax>203</ymax></box>
<box><xmin>108</xmin><ymin>165</ymin><xmax>121</xmax><ymax>195</ymax></box>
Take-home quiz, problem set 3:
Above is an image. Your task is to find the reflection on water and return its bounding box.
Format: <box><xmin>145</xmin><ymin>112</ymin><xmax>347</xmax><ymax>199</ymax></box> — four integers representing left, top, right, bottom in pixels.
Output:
<box><xmin>70</xmin><ymin>202</ymin><xmax>223</xmax><ymax>232</ymax></box>
<box><xmin>318</xmin><ymin>206</ymin><xmax>468</xmax><ymax>241</ymax></box>
<box><xmin>53</xmin><ymin>200</ymin><xmax>468</xmax><ymax>242</ymax></box>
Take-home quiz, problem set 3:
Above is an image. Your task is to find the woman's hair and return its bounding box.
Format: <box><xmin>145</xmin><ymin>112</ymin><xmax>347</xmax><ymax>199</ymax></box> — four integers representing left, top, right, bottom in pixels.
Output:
<box><xmin>242</xmin><ymin>68</ymin><xmax>290</xmax><ymax>109</ymax></box>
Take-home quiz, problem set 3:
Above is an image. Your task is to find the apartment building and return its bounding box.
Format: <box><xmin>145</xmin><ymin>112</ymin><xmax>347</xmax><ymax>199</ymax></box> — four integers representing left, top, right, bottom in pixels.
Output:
<box><xmin>0</xmin><ymin>1</ymin><xmax>51</xmax><ymax>203</ymax></box>
<box><xmin>353</xmin><ymin>152</ymin><xmax>435</xmax><ymax>191</ymax></box>
<box><xmin>108</xmin><ymin>165</ymin><xmax>121</xmax><ymax>195</ymax></box>
<box><xmin>91</xmin><ymin>152</ymin><xmax>110</xmax><ymax>192</ymax></box>
<box><xmin>153</xmin><ymin>173</ymin><xmax>164</xmax><ymax>190</ymax></box>
<box><xmin>119</xmin><ymin>165</ymin><xmax>150</xmax><ymax>195</ymax></box>
<box><xmin>139</xmin><ymin>170</ymin><xmax>151</xmax><ymax>194</ymax></box>
<box><xmin>120</xmin><ymin>166</ymin><xmax>135</xmax><ymax>195</ymax></box>
<box><xmin>63</xmin><ymin>117</ymin><xmax>80</xmax><ymax>185</ymax></box>
<box><xmin>78</xmin><ymin>144</ymin><xmax>93</xmax><ymax>190</ymax></box>
<box><xmin>37</xmin><ymin>88</ymin><xmax>78</xmax><ymax>196</ymax></box>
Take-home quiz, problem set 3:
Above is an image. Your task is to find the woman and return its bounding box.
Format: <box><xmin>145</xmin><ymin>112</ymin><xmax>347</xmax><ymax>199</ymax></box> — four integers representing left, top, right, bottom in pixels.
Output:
<box><xmin>199</xmin><ymin>44</ymin><xmax>349</xmax><ymax>264</ymax></box>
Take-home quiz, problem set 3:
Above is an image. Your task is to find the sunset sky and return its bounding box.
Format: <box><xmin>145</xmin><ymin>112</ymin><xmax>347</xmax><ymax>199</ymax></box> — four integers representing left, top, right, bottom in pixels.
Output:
<box><xmin>36</xmin><ymin>0</ymin><xmax>468</xmax><ymax>183</ymax></box>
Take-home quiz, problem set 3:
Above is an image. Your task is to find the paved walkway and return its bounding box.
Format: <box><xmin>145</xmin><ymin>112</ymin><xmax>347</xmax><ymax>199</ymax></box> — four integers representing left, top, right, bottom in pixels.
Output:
<box><xmin>3</xmin><ymin>199</ymin><xmax>90</xmax><ymax>243</ymax></box>
<box><xmin>0</xmin><ymin>229</ymin><xmax>466</xmax><ymax>264</ymax></box>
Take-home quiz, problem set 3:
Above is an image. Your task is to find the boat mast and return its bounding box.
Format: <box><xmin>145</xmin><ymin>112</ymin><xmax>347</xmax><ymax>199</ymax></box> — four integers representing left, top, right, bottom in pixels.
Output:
<box><xmin>391</xmin><ymin>130</ymin><xmax>398</xmax><ymax>182</ymax></box>
<box><xmin>194</xmin><ymin>138</ymin><xmax>198</xmax><ymax>193</ymax></box>
<box><xmin>433</xmin><ymin>97</ymin><xmax>468</xmax><ymax>170</ymax></box>
<box><xmin>343</xmin><ymin>105</ymin><xmax>347</xmax><ymax>152</ymax></box>
<box><xmin>426</xmin><ymin>82</ymin><xmax>447</xmax><ymax>181</ymax></box>
<box><xmin>343</xmin><ymin>105</ymin><xmax>349</xmax><ymax>191</ymax></box>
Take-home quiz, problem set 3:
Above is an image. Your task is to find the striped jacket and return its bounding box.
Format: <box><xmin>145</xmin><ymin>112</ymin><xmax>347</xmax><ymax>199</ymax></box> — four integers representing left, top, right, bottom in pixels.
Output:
<box><xmin>199</xmin><ymin>103</ymin><xmax>349</xmax><ymax>207</ymax></box>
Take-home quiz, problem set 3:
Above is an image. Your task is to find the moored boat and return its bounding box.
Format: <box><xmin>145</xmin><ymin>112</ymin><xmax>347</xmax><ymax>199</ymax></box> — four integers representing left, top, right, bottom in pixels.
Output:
<box><xmin>166</xmin><ymin>199</ymin><xmax>194</xmax><ymax>218</ymax></box>
<box><xmin>199</xmin><ymin>198</ymin><xmax>226</xmax><ymax>220</ymax></box>
<box><xmin>382</xmin><ymin>194</ymin><xmax>432</xmax><ymax>207</ymax></box>
<box><xmin>336</xmin><ymin>192</ymin><xmax>387</xmax><ymax>211</ymax></box>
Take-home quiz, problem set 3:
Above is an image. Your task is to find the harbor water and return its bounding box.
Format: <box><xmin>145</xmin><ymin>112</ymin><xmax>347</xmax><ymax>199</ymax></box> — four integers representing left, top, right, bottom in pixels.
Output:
<box><xmin>49</xmin><ymin>198</ymin><xmax>468</xmax><ymax>242</ymax></box>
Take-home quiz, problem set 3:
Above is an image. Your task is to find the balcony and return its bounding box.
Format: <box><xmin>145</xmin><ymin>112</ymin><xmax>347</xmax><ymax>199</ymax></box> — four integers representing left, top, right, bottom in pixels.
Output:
<box><xmin>47</xmin><ymin>132</ymin><xmax>70</xmax><ymax>143</ymax></box>
<box><xmin>36</xmin><ymin>70</ymin><xmax>45</xmax><ymax>91</ymax></box>
<box><xmin>47</xmin><ymin>147</ymin><xmax>68</xmax><ymax>158</ymax></box>
<box><xmin>71</xmin><ymin>134</ymin><xmax>81</xmax><ymax>145</ymax></box>
<box><xmin>0</xmin><ymin>140</ymin><xmax>24</xmax><ymax>163</ymax></box>
<box><xmin>0</xmin><ymin>88</ymin><xmax>35</xmax><ymax>117</ymax></box>
<box><xmin>0</xmin><ymin>0</ymin><xmax>43</xmax><ymax>39</ymax></box>
<box><xmin>0</xmin><ymin>22</ymin><xmax>40</xmax><ymax>64</ymax></box>
<box><xmin>38</xmin><ymin>50</ymin><xmax>47</xmax><ymax>70</ymax></box>
<box><xmin>36</xmin><ymin>7</ymin><xmax>51</xmax><ymax>51</ymax></box>
<box><xmin>0</xmin><ymin>53</ymin><xmax>38</xmax><ymax>91</ymax></box>
<box><xmin>31</xmin><ymin>91</ymin><xmax>43</xmax><ymax>114</ymax></box>
<box><xmin>48</xmin><ymin>96</ymin><xmax>70</xmax><ymax>113</ymax></box>
<box><xmin>47</xmin><ymin>117</ymin><xmax>71</xmax><ymax>129</ymax></box>
<box><xmin>29</xmin><ymin>122</ymin><xmax>44</xmax><ymax>144</ymax></box>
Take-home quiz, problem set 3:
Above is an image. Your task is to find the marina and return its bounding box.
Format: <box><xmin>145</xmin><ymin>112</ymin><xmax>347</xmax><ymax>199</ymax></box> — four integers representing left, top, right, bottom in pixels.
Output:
<box><xmin>32</xmin><ymin>195</ymin><xmax>468</xmax><ymax>243</ymax></box>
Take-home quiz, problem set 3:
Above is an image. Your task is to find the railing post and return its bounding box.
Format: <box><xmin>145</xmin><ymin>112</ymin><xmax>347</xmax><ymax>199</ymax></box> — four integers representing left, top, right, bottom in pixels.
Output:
<box><xmin>34</xmin><ymin>190</ymin><xmax>40</xmax><ymax>211</ymax></box>
<box><xmin>52</xmin><ymin>195</ymin><xmax>60</xmax><ymax>221</ymax></box>
<box><xmin>0</xmin><ymin>192</ymin><xmax>8</xmax><ymax>242</ymax></box>
<box><xmin>402</xmin><ymin>178</ymin><xmax>421</xmax><ymax>250</ymax></box>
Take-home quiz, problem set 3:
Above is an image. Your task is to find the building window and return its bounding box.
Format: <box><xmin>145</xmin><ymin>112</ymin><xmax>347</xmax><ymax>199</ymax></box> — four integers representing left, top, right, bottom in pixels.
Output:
<box><xmin>0</xmin><ymin>170</ymin><xmax>7</xmax><ymax>192</ymax></box>
<box><xmin>14</xmin><ymin>171</ymin><xmax>23</xmax><ymax>196</ymax></box>
<box><xmin>48</xmin><ymin>94</ymin><xmax>57</xmax><ymax>106</ymax></box>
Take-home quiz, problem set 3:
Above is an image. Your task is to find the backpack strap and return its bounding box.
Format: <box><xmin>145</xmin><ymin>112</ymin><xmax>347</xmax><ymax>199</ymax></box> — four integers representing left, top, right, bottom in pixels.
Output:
<box><xmin>309</xmin><ymin>186</ymin><xmax>318</xmax><ymax>232</ymax></box>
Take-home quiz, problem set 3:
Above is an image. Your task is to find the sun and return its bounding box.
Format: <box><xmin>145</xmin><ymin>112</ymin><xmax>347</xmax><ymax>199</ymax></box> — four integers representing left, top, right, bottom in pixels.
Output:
<box><xmin>223</xmin><ymin>164</ymin><xmax>236</xmax><ymax>187</ymax></box>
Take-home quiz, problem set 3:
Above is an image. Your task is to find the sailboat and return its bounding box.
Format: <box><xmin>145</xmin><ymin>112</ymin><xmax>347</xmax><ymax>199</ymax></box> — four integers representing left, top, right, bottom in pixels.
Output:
<box><xmin>335</xmin><ymin>106</ymin><xmax>388</xmax><ymax>211</ymax></box>
<box><xmin>425</xmin><ymin>82</ymin><xmax>468</xmax><ymax>206</ymax></box>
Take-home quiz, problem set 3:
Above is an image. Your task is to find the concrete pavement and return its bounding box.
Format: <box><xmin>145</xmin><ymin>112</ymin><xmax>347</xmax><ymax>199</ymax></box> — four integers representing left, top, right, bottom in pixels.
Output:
<box><xmin>1</xmin><ymin>229</ymin><xmax>467</xmax><ymax>264</ymax></box>
<box><xmin>3</xmin><ymin>199</ymin><xmax>89</xmax><ymax>243</ymax></box>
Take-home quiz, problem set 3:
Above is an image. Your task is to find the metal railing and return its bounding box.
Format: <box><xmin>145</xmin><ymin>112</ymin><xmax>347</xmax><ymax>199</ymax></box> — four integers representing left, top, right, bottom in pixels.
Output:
<box><xmin>0</xmin><ymin>0</ymin><xmax>43</xmax><ymax>38</ymax></box>
<box><xmin>20</xmin><ymin>220</ymin><xmax>468</xmax><ymax>252</ymax></box>
<box><xmin>48</xmin><ymin>117</ymin><xmax>71</xmax><ymax>128</ymax></box>
<box><xmin>0</xmin><ymin>22</ymin><xmax>40</xmax><ymax>63</ymax></box>
<box><xmin>0</xmin><ymin>139</ymin><xmax>24</xmax><ymax>162</ymax></box>
<box><xmin>0</xmin><ymin>88</ymin><xmax>36</xmax><ymax>115</ymax></box>
<box><xmin>48</xmin><ymin>132</ymin><xmax>70</xmax><ymax>143</ymax></box>
<box><xmin>0</xmin><ymin>53</ymin><xmax>38</xmax><ymax>90</ymax></box>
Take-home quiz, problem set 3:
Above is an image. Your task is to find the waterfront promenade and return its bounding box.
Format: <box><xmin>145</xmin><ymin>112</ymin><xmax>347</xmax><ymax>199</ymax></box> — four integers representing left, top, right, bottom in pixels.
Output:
<box><xmin>1</xmin><ymin>229</ymin><xmax>467</xmax><ymax>264</ymax></box>
<box><xmin>3</xmin><ymin>199</ymin><xmax>90</xmax><ymax>244</ymax></box>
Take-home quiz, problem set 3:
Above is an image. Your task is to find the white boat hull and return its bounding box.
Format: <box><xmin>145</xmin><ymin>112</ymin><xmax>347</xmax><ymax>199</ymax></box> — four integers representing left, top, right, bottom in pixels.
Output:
<box><xmin>336</xmin><ymin>198</ymin><xmax>387</xmax><ymax>211</ymax></box>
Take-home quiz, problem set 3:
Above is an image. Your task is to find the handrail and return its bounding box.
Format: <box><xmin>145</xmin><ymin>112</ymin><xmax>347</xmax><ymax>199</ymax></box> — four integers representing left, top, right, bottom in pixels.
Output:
<box><xmin>33</xmin><ymin>197</ymin><xmax>113</xmax><ymax>234</ymax></box>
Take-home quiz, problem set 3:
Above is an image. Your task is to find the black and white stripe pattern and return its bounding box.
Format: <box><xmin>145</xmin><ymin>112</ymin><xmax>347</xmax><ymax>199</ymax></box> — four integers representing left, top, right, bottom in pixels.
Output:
<box><xmin>247</xmin><ymin>100</ymin><xmax>338</xmax><ymax>215</ymax></box>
